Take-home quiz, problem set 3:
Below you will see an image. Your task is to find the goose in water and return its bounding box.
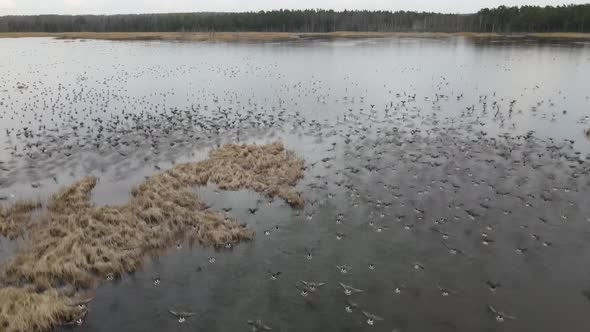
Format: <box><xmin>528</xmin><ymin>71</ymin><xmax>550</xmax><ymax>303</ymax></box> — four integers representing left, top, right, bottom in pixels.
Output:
<box><xmin>337</xmin><ymin>265</ymin><xmax>352</xmax><ymax>274</ymax></box>
<box><xmin>361</xmin><ymin>310</ymin><xmax>383</xmax><ymax>325</ymax></box>
<box><xmin>295</xmin><ymin>283</ymin><xmax>309</xmax><ymax>297</ymax></box>
<box><xmin>267</xmin><ymin>270</ymin><xmax>282</xmax><ymax>280</ymax></box>
<box><xmin>412</xmin><ymin>262</ymin><xmax>425</xmax><ymax>270</ymax></box>
<box><xmin>485</xmin><ymin>280</ymin><xmax>502</xmax><ymax>292</ymax></box>
<box><xmin>436</xmin><ymin>282</ymin><xmax>455</xmax><ymax>296</ymax></box>
<box><xmin>247</xmin><ymin>319</ymin><xmax>272</xmax><ymax>331</ymax></box>
<box><xmin>169</xmin><ymin>310</ymin><xmax>196</xmax><ymax>323</ymax></box>
<box><xmin>63</xmin><ymin>310</ymin><xmax>88</xmax><ymax>326</ymax></box>
<box><xmin>442</xmin><ymin>242</ymin><xmax>464</xmax><ymax>255</ymax></box>
<box><xmin>67</xmin><ymin>296</ymin><xmax>94</xmax><ymax>310</ymax></box>
<box><xmin>344</xmin><ymin>299</ymin><xmax>358</xmax><ymax>313</ymax></box>
<box><xmin>488</xmin><ymin>305</ymin><xmax>516</xmax><ymax>322</ymax></box>
<box><xmin>338</xmin><ymin>281</ymin><xmax>363</xmax><ymax>295</ymax></box>
<box><xmin>300</xmin><ymin>280</ymin><xmax>326</xmax><ymax>292</ymax></box>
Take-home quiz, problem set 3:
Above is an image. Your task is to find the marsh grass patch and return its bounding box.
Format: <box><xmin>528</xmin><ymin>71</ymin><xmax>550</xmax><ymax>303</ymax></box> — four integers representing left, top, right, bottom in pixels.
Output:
<box><xmin>0</xmin><ymin>200</ymin><xmax>41</xmax><ymax>239</ymax></box>
<box><xmin>0</xmin><ymin>142</ymin><xmax>304</xmax><ymax>331</ymax></box>
<box><xmin>0</xmin><ymin>287</ymin><xmax>80</xmax><ymax>332</ymax></box>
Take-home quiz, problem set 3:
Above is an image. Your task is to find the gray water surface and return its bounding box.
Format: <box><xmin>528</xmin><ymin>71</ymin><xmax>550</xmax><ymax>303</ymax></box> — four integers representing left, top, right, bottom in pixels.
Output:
<box><xmin>1</xmin><ymin>37</ymin><xmax>590</xmax><ymax>332</ymax></box>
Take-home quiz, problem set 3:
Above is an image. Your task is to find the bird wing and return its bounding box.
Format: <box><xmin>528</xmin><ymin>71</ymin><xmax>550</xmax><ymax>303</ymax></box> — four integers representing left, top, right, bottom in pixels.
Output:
<box><xmin>362</xmin><ymin>311</ymin><xmax>383</xmax><ymax>320</ymax></box>
<box><xmin>487</xmin><ymin>305</ymin><xmax>498</xmax><ymax>315</ymax></box>
<box><xmin>351</xmin><ymin>285</ymin><xmax>364</xmax><ymax>292</ymax></box>
<box><xmin>502</xmin><ymin>312</ymin><xmax>517</xmax><ymax>320</ymax></box>
<box><xmin>436</xmin><ymin>282</ymin><xmax>454</xmax><ymax>292</ymax></box>
<box><xmin>62</xmin><ymin>309</ymin><xmax>88</xmax><ymax>325</ymax></box>
<box><xmin>68</xmin><ymin>296</ymin><xmax>94</xmax><ymax>307</ymax></box>
<box><xmin>79</xmin><ymin>296</ymin><xmax>95</xmax><ymax>305</ymax></box>
<box><xmin>485</xmin><ymin>280</ymin><xmax>499</xmax><ymax>288</ymax></box>
<box><xmin>346</xmin><ymin>299</ymin><xmax>358</xmax><ymax>307</ymax></box>
<box><xmin>62</xmin><ymin>320</ymin><xmax>80</xmax><ymax>326</ymax></box>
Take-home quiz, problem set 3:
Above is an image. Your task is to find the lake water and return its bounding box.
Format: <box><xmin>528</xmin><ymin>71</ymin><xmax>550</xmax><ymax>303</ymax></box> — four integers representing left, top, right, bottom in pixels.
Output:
<box><xmin>1</xmin><ymin>36</ymin><xmax>590</xmax><ymax>332</ymax></box>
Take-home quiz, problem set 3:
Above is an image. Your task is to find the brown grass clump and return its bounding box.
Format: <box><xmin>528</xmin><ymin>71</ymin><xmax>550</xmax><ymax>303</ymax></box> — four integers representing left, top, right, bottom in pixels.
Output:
<box><xmin>0</xmin><ymin>287</ymin><xmax>81</xmax><ymax>332</ymax></box>
<box><xmin>0</xmin><ymin>200</ymin><xmax>41</xmax><ymax>239</ymax></box>
<box><xmin>0</xmin><ymin>142</ymin><xmax>304</xmax><ymax>331</ymax></box>
<box><xmin>524</xmin><ymin>32</ymin><xmax>590</xmax><ymax>39</ymax></box>
<box><xmin>134</xmin><ymin>141</ymin><xmax>305</xmax><ymax>208</ymax></box>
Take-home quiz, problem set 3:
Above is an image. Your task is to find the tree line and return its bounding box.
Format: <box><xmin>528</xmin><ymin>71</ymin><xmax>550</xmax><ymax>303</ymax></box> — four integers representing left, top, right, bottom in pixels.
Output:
<box><xmin>0</xmin><ymin>5</ymin><xmax>589</xmax><ymax>33</ymax></box>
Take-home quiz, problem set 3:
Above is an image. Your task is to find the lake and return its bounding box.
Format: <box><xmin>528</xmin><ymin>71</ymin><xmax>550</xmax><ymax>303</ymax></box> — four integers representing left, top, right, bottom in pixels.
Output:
<box><xmin>1</xmin><ymin>36</ymin><xmax>590</xmax><ymax>332</ymax></box>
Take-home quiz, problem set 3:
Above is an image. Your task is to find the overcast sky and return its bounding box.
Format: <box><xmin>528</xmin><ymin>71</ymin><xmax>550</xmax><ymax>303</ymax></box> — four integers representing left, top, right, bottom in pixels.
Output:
<box><xmin>0</xmin><ymin>0</ymin><xmax>587</xmax><ymax>15</ymax></box>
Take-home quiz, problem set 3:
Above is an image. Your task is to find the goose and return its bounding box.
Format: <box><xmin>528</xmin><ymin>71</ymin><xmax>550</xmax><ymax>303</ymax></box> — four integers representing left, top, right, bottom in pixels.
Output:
<box><xmin>338</xmin><ymin>282</ymin><xmax>363</xmax><ymax>296</ymax></box>
<box><xmin>487</xmin><ymin>305</ymin><xmax>516</xmax><ymax>322</ymax></box>
<box><xmin>361</xmin><ymin>310</ymin><xmax>383</xmax><ymax>325</ymax></box>
<box><xmin>247</xmin><ymin>319</ymin><xmax>272</xmax><ymax>331</ymax></box>
<box><xmin>169</xmin><ymin>310</ymin><xmax>196</xmax><ymax>323</ymax></box>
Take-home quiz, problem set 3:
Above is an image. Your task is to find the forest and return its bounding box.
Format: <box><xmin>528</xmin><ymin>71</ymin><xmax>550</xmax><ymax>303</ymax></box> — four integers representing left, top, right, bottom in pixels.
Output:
<box><xmin>0</xmin><ymin>4</ymin><xmax>589</xmax><ymax>33</ymax></box>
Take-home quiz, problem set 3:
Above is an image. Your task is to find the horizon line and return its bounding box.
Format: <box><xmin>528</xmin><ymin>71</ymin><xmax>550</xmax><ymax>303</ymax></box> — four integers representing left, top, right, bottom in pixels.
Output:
<box><xmin>2</xmin><ymin>4</ymin><xmax>587</xmax><ymax>17</ymax></box>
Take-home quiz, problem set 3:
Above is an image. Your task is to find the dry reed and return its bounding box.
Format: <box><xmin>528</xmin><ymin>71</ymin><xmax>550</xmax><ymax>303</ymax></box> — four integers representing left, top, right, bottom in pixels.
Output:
<box><xmin>0</xmin><ymin>142</ymin><xmax>304</xmax><ymax>331</ymax></box>
<box><xmin>133</xmin><ymin>141</ymin><xmax>305</xmax><ymax>208</ymax></box>
<box><xmin>0</xmin><ymin>200</ymin><xmax>40</xmax><ymax>239</ymax></box>
<box><xmin>0</xmin><ymin>287</ymin><xmax>80</xmax><ymax>332</ymax></box>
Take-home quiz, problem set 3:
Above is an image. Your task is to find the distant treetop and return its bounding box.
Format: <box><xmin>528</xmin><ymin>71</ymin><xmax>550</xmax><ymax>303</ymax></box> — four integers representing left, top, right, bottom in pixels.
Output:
<box><xmin>0</xmin><ymin>5</ymin><xmax>589</xmax><ymax>33</ymax></box>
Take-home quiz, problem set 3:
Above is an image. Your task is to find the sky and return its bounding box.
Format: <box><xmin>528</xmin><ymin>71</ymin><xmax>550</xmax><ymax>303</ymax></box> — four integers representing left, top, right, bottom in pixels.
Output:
<box><xmin>0</xmin><ymin>0</ymin><xmax>587</xmax><ymax>15</ymax></box>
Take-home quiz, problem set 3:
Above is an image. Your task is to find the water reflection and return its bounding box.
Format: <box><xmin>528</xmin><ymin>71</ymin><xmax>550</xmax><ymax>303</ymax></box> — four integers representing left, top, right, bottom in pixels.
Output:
<box><xmin>0</xmin><ymin>37</ymin><xmax>589</xmax><ymax>332</ymax></box>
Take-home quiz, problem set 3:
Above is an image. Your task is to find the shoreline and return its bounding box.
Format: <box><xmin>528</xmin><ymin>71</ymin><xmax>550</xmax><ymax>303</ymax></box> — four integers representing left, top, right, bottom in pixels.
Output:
<box><xmin>1</xmin><ymin>31</ymin><xmax>590</xmax><ymax>42</ymax></box>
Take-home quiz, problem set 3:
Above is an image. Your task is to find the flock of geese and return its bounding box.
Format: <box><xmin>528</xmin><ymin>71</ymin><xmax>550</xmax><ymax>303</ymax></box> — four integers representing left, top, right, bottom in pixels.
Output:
<box><xmin>1</xmin><ymin>40</ymin><xmax>590</xmax><ymax>331</ymax></box>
